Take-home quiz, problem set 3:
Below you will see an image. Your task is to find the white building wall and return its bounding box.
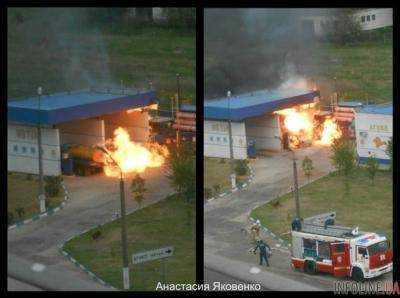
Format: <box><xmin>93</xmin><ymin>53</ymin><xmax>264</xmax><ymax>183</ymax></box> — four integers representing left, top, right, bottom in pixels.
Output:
<box><xmin>57</xmin><ymin>118</ymin><xmax>105</xmax><ymax>147</ymax></box>
<box><xmin>204</xmin><ymin>120</ymin><xmax>247</xmax><ymax>159</ymax></box>
<box><xmin>245</xmin><ymin>113</ymin><xmax>282</xmax><ymax>152</ymax></box>
<box><xmin>102</xmin><ymin>110</ymin><xmax>150</xmax><ymax>143</ymax></box>
<box><xmin>354</xmin><ymin>8</ymin><xmax>393</xmax><ymax>31</ymax></box>
<box><xmin>8</xmin><ymin>123</ymin><xmax>61</xmax><ymax>176</ymax></box>
<box><xmin>355</xmin><ymin>112</ymin><xmax>392</xmax><ymax>161</ymax></box>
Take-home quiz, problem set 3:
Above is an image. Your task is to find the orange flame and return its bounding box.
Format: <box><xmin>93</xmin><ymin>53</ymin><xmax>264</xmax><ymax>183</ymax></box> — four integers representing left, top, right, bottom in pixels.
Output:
<box><xmin>316</xmin><ymin>118</ymin><xmax>342</xmax><ymax>145</ymax></box>
<box><xmin>275</xmin><ymin>108</ymin><xmax>314</xmax><ymax>137</ymax></box>
<box><xmin>275</xmin><ymin>107</ymin><xmax>342</xmax><ymax>147</ymax></box>
<box><xmin>103</xmin><ymin>127</ymin><xmax>168</xmax><ymax>177</ymax></box>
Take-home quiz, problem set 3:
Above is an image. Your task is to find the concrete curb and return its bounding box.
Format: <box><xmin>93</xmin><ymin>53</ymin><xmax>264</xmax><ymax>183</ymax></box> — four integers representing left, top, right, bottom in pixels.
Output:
<box><xmin>8</xmin><ymin>180</ymin><xmax>71</xmax><ymax>231</ymax></box>
<box><xmin>58</xmin><ymin>246</ymin><xmax>116</xmax><ymax>289</ymax></box>
<box><xmin>205</xmin><ymin>164</ymin><xmax>255</xmax><ymax>204</ymax></box>
<box><xmin>58</xmin><ymin>191</ymin><xmax>177</xmax><ymax>291</ymax></box>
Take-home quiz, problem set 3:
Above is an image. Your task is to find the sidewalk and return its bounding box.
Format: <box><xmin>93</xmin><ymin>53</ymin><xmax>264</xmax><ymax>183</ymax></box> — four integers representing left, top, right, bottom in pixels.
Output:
<box><xmin>8</xmin><ymin>253</ymin><xmax>115</xmax><ymax>291</ymax></box>
<box><xmin>205</xmin><ymin>253</ymin><xmax>322</xmax><ymax>291</ymax></box>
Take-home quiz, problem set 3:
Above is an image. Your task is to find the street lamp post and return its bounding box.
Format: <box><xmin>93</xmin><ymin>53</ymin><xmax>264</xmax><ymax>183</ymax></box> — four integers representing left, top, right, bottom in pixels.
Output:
<box><xmin>290</xmin><ymin>149</ymin><xmax>300</xmax><ymax>219</ymax></box>
<box><xmin>96</xmin><ymin>146</ymin><xmax>130</xmax><ymax>290</ymax></box>
<box><xmin>227</xmin><ymin>90</ymin><xmax>236</xmax><ymax>190</ymax></box>
<box><xmin>176</xmin><ymin>73</ymin><xmax>181</xmax><ymax>147</ymax></box>
<box><xmin>37</xmin><ymin>86</ymin><xmax>46</xmax><ymax>213</ymax></box>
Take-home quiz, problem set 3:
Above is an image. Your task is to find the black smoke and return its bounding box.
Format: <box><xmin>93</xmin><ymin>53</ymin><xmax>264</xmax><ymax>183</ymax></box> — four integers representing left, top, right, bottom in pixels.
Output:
<box><xmin>204</xmin><ymin>8</ymin><xmax>329</xmax><ymax>99</ymax></box>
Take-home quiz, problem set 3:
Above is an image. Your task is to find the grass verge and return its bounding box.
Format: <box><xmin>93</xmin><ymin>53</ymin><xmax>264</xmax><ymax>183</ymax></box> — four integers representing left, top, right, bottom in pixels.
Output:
<box><xmin>251</xmin><ymin>168</ymin><xmax>392</xmax><ymax>243</ymax></box>
<box><xmin>8</xmin><ymin>172</ymin><xmax>63</xmax><ymax>222</ymax></box>
<box><xmin>204</xmin><ymin>157</ymin><xmax>249</xmax><ymax>198</ymax></box>
<box><xmin>63</xmin><ymin>194</ymin><xmax>196</xmax><ymax>291</ymax></box>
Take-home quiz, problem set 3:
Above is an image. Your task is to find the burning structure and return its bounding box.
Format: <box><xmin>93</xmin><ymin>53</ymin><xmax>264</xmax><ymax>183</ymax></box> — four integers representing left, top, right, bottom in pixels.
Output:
<box><xmin>204</xmin><ymin>81</ymin><xmax>342</xmax><ymax>159</ymax></box>
<box><xmin>8</xmin><ymin>87</ymin><xmax>168</xmax><ymax>176</ymax></box>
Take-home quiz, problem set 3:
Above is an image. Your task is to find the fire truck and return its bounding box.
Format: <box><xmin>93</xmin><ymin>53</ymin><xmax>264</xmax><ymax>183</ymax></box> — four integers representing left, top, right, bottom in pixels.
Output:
<box><xmin>290</xmin><ymin>212</ymin><xmax>392</xmax><ymax>281</ymax></box>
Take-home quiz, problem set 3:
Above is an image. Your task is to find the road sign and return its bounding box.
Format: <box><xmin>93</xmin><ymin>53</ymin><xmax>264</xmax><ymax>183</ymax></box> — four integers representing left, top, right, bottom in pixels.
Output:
<box><xmin>132</xmin><ymin>246</ymin><xmax>174</xmax><ymax>264</ymax></box>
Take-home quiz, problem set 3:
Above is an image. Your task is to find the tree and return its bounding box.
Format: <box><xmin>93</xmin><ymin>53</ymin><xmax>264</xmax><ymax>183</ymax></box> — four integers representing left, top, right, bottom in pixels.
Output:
<box><xmin>385</xmin><ymin>137</ymin><xmax>393</xmax><ymax>171</ymax></box>
<box><xmin>321</xmin><ymin>9</ymin><xmax>362</xmax><ymax>45</ymax></box>
<box><xmin>165</xmin><ymin>142</ymin><xmax>196</xmax><ymax>203</ymax></box>
<box><xmin>365</xmin><ymin>155</ymin><xmax>379</xmax><ymax>185</ymax></box>
<box><xmin>330</xmin><ymin>137</ymin><xmax>357</xmax><ymax>194</ymax></box>
<box><xmin>302</xmin><ymin>156</ymin><xmax>314</xmax><ymax>182</ymax></box>
<box><xmin>234</xmin><ymin>159</ymin><xmax>249</xmax><ymax>176</ymax></box>
<box><xmin>130</xmin><ymin>174</ymin><xmax>147</xmax><ymax>208</ymax></box>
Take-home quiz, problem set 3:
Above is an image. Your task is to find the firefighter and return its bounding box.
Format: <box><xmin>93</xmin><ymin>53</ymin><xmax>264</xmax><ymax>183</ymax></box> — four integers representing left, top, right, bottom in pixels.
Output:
<box><xmin>250</xmin><ymin>220</ymin><xmax>261</xmax><ymax>243</ymax></box>
<box><xmin>253</xmin><ymin>239</ymin><xmax>271</xmax><ymax>267</ymax></box>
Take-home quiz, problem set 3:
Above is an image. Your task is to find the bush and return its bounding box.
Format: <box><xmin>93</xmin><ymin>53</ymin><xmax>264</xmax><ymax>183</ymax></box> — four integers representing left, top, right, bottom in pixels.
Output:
<box><xmin>366</xmin><ymin>155</ymin><xmax>379</xmax><ymax>185</ymax></box>
<box><xmin>44</xmin><ymin>175</ymin><xmax>63</xmax><ymax>197</ymax></box>
<box><xmin>130</xmin><ymin>174</ymin><xmax>147</xmax><ymax>207</ymax></box>
<box><xmin>15</xmin><ymin>207</ymin><xmax>25</xmax><ymax>219</ymax></box>
<box><xmin>302</xmin><ymin>156</ymin><xmax>314</xmax><ymax>182</ymax></box>
<box><xmin>8</xmin><ymin>212</ymin><xmax>14</xmax><ymax>225</ymax></box>
<box><xmin>91</xmin><ymin>230</ymin><xmax>102</xmax><ymax>240</ymax></box>
<box><xmin>204</xmin><ymin>188</ymin><xmax>213</xmax><ymax>199</ymax></box>
<box><xmin>212</xmin><ymin>184</ymin><xmax>221</xmax><ymax>195</ymax></box>
<box><xmin>26</xmin><ymin>173</ymin><xmax>33</xmax><ymax>180</ymax></box>
<box><xmin>235</xmin><ymin>159</ymin><xmax>249</xmax><ymax>176</ymax></box>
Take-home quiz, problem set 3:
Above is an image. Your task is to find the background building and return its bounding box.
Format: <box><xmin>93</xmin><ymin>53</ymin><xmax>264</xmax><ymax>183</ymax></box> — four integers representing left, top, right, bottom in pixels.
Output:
<box><xmin>8</xmin><ymin>87</ymin><xmax>157</xmax><ymax>176</ymax></box>
<box><xmin>204</xmin><ymin>88</ymin><xmax>320</xmax><ymax>159</ymax></box>
<box><xmin>354</xmin><ymin>8</ymin><xmax>393</xmax><ymax>31</ymax></box>
<box><xmin>354</xmin><ymin>104</ymin><xmax>392</xmax><ymax>165</ymax></box>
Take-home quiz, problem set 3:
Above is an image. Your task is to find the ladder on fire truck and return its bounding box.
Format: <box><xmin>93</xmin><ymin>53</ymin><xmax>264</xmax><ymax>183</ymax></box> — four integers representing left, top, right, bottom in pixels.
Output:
<box><xmin>301</xmin><ymin>212</ymin><xmax>360</xmax><ymax>238</ymax></box>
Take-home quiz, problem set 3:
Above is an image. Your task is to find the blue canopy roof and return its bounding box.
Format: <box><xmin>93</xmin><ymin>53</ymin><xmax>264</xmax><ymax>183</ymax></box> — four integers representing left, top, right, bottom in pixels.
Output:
<box><xmin>204</xmin><ymin>89</ymin><xmax>319</xmax><ymax>121</ymax></box>
<box><xmin>359</xmin><ymin>104</ymin><xmax>392</xmax><ymax>115</ymax></box>
<box><xmin>8</xmin><ymin>89</ymin><xmax>157</xmax><ymax>125</ymax></box>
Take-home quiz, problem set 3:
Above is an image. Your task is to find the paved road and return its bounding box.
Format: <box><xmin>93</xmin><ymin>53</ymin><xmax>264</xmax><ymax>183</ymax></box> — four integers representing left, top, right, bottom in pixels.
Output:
<box><xmin>8</xmin><ymin>277</ymin><xmax>43</xmax><ymax>291</ymax></box>
<box><xmin>8</xmin><ymin>166</ymin><xmax>172</xmax><ymax>291</ymax></box>
<box><xmin>204</xmin><ymin>146</ymin><xmax>392</xmax><ymax>291</ymax></box>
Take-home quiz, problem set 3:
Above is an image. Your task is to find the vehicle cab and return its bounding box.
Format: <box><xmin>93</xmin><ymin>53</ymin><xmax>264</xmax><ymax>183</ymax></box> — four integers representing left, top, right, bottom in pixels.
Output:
<box><xmin>351</xmin><ymin>233</ymin><xmax>393</xmax><ymax>279</ymax></box>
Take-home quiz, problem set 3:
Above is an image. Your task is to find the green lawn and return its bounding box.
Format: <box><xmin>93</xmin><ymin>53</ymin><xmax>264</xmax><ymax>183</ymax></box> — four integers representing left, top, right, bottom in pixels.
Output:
<box><xmin>311</xmin><ymin>42</ymin><xmax>392</xmax><ymax>104</ymax></box>
<box><xmin>251</xmin><ymin>168</ymin><xmax>392</xmax><ymax>244</ymax></box>
<box><xmin>63</xmin><ymin>195</ymin><xmax>196</xmax><ymax>291</ymax></box>
<box><xmin>8</xmin><ymin>8</ymin><xmax>195</xmax><ymax>104</ymax></box>
<box><xmin>8</xmin><ymin>173</ymin><xmax>63</xmax><ymax>223</ymax></box>
<box><xmin>204</xmin><ymin>157</ymin><xmax>249</xmax><ymax>198</ymax></box>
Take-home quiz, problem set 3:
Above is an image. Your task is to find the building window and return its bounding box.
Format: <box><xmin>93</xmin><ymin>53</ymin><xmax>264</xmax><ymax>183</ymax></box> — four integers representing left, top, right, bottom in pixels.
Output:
<box><xmin>51</xmin><ymin>149</ymin><xmax>56</xmax><ymax>156</ymax></box>
<box><xmin>372</xmin><ymin>14</ymin><xmax>375</xmax><ymax>21</ymax></box>
<box><xmin>13</xmin><ymin>145</ymin><xmax>18</xmax><ymax>152</ymax></box>
<box><xmin>361</xmin><ymin>16</ymin><xmax>365</xmax><ymax>22</ymax></box>
<box><xmin>223</xmin><ymin>137</ymin><xmax>227</xmax><ymax>143</ymax></box>
<box><xmin>216</xmin><ymin>137</ymin><xmax>221</xmax><ymax>142</ymax></box>
<box><xmin>210</xmin><ymin>136</ymin><xmax>214</xmax><ymax>142</ymax></box>
<box><xmin>367</xmin><ymin>15</ymin><xmax>370</xmax><ymax>22</ymax></box>
<box><xmin>22</xmin><ymin>146</ymin><xmax>27</xmax><ymax>153</ymax></box>
<box><xmin>30</xmin><ymin>147</ymin><xmax>36</xmax><ymax>154</ymax></box>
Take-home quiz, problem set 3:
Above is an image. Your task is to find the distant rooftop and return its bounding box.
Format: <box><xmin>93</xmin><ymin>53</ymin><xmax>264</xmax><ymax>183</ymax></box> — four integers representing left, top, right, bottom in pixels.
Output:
<box><xmin>204</xmin><ymin>88</ymin><xmax>319</xmax><ymax>121</ymax></box>
<box><xmin>358</xmin><ymin>104</ymin><xmax>392</xmax><ymax>115</ymax></box>
<box><xmin>8</xmin><ymin>88</ymin><xmax>157</xmax><ymax>125</ymax></box>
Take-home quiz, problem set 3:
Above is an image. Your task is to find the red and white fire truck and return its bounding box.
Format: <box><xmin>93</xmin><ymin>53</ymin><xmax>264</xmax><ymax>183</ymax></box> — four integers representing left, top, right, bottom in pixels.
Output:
<box><xmin>290</xmin><ymin>212</ymin><xmax>392</xmax><ymax>281</ymax></box>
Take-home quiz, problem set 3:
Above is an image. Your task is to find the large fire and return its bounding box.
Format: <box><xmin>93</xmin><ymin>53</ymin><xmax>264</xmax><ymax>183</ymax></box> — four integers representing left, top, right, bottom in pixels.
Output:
<box><xmin>275</xmin><ymin>107</ymin><xmax>342</xmax><ymax>148</ymax></box>
<box><xmin>316</xmin><ymin>118</ymin><xmax>342</xmax><ymax>145</ymax></box>
<box><xmin>102</xmin><ymin>127</ymin><xmax>168</xmax><ymax>177</ymax></box>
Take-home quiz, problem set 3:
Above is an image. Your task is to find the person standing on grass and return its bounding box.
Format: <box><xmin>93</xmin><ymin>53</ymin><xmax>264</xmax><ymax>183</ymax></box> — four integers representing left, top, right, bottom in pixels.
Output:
<box><xmin>253</xmin><ymin>239</ymin><xmax>271</xmax><ymax>267</ymax></box>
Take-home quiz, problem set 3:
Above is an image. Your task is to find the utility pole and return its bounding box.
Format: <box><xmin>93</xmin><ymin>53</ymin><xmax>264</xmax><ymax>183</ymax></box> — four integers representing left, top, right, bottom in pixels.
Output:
<box><xmin>37</xmin><ymin>86</ymin><xmax>46</xmax><ymax>214</ymax></box>
<box><xmin>227</xmin><ymin>90</ymin><xmax>236</xmax><ymax>190</ymax></box>
<box><xmin>96</xmin><ymin>146</ymin><xmax>130</xmax><ymax>290</ymax></box>
<box><xmin>176</xmin><ymin>74</ymin><xmax>181</xmax><ymax>148</ymax></box>
<box><xmin>291</xmin><ymin>150</ymin><xmax>300</xmax><ymax>219</ymax></box>
<box><xmin>119</xmin><ymin>171</ymin><xmax>130</xmax><ymax>290</ymax></box>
